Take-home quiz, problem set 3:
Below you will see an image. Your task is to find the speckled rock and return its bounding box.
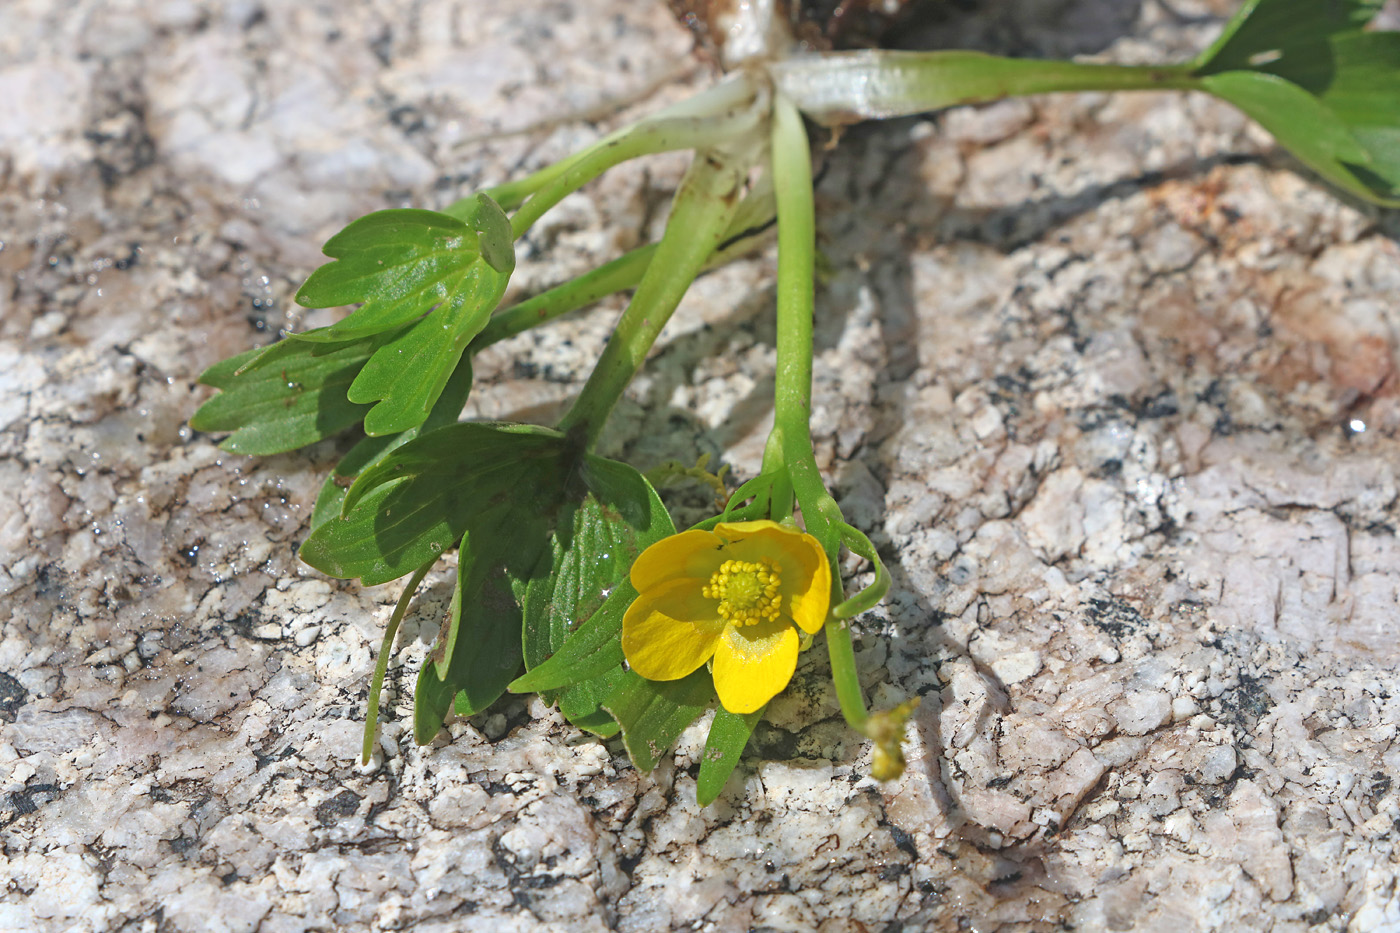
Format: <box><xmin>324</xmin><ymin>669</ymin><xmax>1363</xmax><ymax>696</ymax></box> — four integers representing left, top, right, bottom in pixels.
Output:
<box><xmin>3</xmin><ymin>1</ymin><xmax>1400</xmax><ymax>931</ymax></box>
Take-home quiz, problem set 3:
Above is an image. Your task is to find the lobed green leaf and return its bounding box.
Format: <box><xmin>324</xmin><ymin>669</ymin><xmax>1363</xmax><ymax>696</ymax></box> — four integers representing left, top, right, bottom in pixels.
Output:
<box><xmin>1190</xmin><ymin>0</ymin><xmax>1400</xmax><ymax>205</ymax></box>
<box><xmin>507</xmin><ymin>581</ymin><xmax>634</xmax><ymax>695</ymax></box>
<box><xmin>191</xmin><ymin>336</ymin><xmax>382</xmax><ymax>456</ymax></box>
<box><xmin>300</xmin><ymin>422</ymin><xmax>568</xmax><ymax>586</ymax></box>
<box><xmin>412</xmin><ymin>501</ymin><xmax>548</xmax><ymax>745</ymax></box>
<box><xmin>517</xmin><ymin>457</ymin><xmax>674</xmax><ymax>731</ymax></box>
<box><xmin>290</xmin><ymin>197</ymin><xmax>514</xmax><ymax>436</ymax></box>
<box><xmin>603</xmin><ymin>669</ymin><xmax>715</xmax><ymax>773</ymax></box>
<box><xmin>310</xmin><ymin>358</ymin><xmax>474</xmax><ymax>530</ymax></box>
<box><xmin>1193</xmin><ymin>0</ymin><xmax>1383</xmax><ymax>76</ymax></box>
<box><xmin>346</xmin><ymin>268</ymin><xmax>501</xmax><ymax>437</ymax></box>
<box><xmin>295</xmin><ymin>199</ymin><xmax>513</xmax><ymax>342</ymax></box>
<box><xmin>521</xmin><ymin>456</ymin><xmax>673</xmax><ymax>671</ymax></box>
<box><xmin>1201</xmin><ymin>69</ymin><xmax>1394</xmax><ymax>205</ymax></box>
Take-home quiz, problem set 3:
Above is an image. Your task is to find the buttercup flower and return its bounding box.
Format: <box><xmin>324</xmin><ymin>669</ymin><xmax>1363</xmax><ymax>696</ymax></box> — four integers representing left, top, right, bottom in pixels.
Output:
<box><xmin>622</xmin><ymin>520</ymin><xmax>831</xmax><ymax>714</ymax></box>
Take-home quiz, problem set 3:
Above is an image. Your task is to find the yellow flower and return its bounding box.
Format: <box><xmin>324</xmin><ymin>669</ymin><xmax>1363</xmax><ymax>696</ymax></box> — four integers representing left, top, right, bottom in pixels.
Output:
<box><xmin>622</xmin><ymin>520</ymin><xmax>831</xmax><ymax>714</ymax></box>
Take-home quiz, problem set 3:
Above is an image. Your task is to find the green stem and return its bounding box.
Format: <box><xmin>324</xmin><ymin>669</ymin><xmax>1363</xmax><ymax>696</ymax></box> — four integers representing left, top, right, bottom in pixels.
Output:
<box><xmin>508</xmin><ymin>77</ymin><xmax>761</xmax><ymax>238</ymax></box>
<box><xmin>362</xmin><ymin>560</ymin><xmax>434</xmax><ymax>764</ymax></box>
<box><xmin>773</xmin><ymin>50</ymin><xmax>1201</xmax><ymax>124</ymax></box>
<box><xmin>481</xmin><ymin>147</ymin><xmax>605</xmax><ymax>214</ymax></box>
<box><xmin>826</xmin><ymin>616</ymin><xmax>869</xmax><ymax>731</ymax></box>
<box><xmin>770</xmin><ymin>97</ymin><xmax>815</xmax><ymax>457</ymax></box>
<box><xmin>443</xmin><ymin>74</ymin><xmax>763</xmax><ymax>217</ymax></box>
<box><xmin>769</xmin><ymin>93</ymin><xmax>840</xmax><ymax>543</ymax></box>
<box><xmin>770</xmin><ymin>92</ymin><xmax>872</xmax><ymax>731</ymax></box>
<box><xmin>555</xmin><ymin>140</ymin><xmax>755</xmax><ymax>447</ymax></box>
<box><xmin>470</xmin><ymin>174</ymin><xmax>778</xmax><ymax>353</ymax></box>
<box><xmin>473</xmin><ymin>244</ymin><xmax>657</xmax><ymax>349</ymax></box>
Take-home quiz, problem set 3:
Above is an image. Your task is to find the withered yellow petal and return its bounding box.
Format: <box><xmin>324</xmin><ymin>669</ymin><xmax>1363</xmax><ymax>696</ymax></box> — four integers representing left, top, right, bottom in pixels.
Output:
<box><xmin>621</xmin><ymin>577</ymin><xmax>723</xmax><ymax>681</ymax></box>
<box><xmin>711</xmin><ymin>617</ymin><xmax>799</xmax><ymax>714</ymax></box>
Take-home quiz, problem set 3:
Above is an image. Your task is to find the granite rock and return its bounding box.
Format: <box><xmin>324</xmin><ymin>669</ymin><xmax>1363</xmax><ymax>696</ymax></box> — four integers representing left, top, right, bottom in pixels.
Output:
<box><xmin>3</xmin><ymin>1</ymin><xmax>1400</xmax><ymax>930</ymax></box>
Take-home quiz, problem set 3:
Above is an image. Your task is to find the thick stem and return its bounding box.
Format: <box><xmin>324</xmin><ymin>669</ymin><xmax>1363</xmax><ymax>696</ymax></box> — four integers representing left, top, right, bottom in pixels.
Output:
<box><xmin>555</xmin><ymin>142</ymin><xmax>754</xmax><ymax>446</ymax></box>
<box><xmin>770</xmin><ymin>95</ymin><xmax>816</xmax><ymax>458</ymax></box>
<box><xmin>769</xmin><ymin>93</ymin><xmax>841</xmax><ymax>543</ymax></box>
<box><xmin>773</xmin><ymin>50</ymin><xmax>1201</xmax><ymax>125</ymax></box>
<box><xmin>769</xmin><ymin>92</ymin><xmax>873</xmax><ymax>730</ymax></box>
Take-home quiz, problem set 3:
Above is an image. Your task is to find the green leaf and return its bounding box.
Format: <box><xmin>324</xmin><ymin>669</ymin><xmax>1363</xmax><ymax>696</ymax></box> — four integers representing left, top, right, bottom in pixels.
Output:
<box><xmin>342</xmin><ymin>422</ymin><xmax>564</xmax><ymax>514</ymax></box>
<box><xmin>414</xmin><ymin>577</ymin><xmax>461</xmax><ymax>745</ymax></box>
<box><xmin>1200</xmin><ymin>69</ymin><xmax>1391</xmax><ymax>204</ymax></box>
<box><xmin>521</xmin><ymin>457</ymin><xmax>672</xmax><ymax>672</ymax></box>
<box><xmin>464</xmin><ymin>194</ymin><xmax>515</xmax><ymax>274</ymax></box>
<box><xmin>310</xmin><ymin>357</ymin><xmax>474</xmax><ymax>530</ymax></box>
<box><xmin>190</xmin><ymin>336</ymin><xmax>381</xmax><ymax>456</ymax></box>
<box><xmin>697</xmin><ymin>707</ymin><xmax>763</xmax><ymax>806</ymax></box>
<box><xmin>508</xmin><ymin>581</ymin><xmax>635</xmax><ymax>694</ymax></box>
<box><xmin>290</xmin><ymin>197</ymin><xmax>513</xmax><ymax>437</ymax></box>
<box><xmin>310</xmin><ymin>434</ymin><xmax>396</xmax><ymax>532</ymax></box>
<box><xmin>603</xmin><ymin>669</ymin><xmax>714</xmax><ymax>773</ymax></box>
<box><xmin>1193</xmin><ymin>0</ymin><xmax>1382</xmax><ymax>76</ymax></box>
<box><xmin>517</xmin><ymin>457</ymin><xmax>674</xmax><ymax>732</ymax></box>
<box><xmin>412</xmin><ymin>502</ymin><xmax>547</xmax><ymax>745</ymax></box>
<box><xmin>299</xmin><ymin>422</ymin><xmax>567</xmax><ymax>586</ymax></box>
<box><xmin>295</xmin><ymin>198</ymin><xmax>514</xmax><ymax>342</ymax></box>
<box><xmin>399</xmin><ymin>426</ymin><xmax>590</xmax><ymax>744</ymax></box>
<box><xmin>1189</xmin><ymin>2</ymin><xmax>1400</xmax><ymax>205</ymax></box>
<box><xmin>1272</xmin><ymin>32</ymin><xmax>1400</xmax><ymax>199</ymax></box>
<box><xmin>347</xmin><ymin>265</ymin><xmax>504</xmax><ymax>436</ymax></box>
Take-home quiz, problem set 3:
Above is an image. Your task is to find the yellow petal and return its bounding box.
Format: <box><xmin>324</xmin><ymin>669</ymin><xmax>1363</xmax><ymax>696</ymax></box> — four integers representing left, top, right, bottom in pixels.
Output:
<box><xmin>630</xmin><ymin>528</ymin><xmax>723</xmax><ymax>592</ymax></box>
<box><xmin>713</xmin><ymin>519</ymin><xmax>786</xmax><ymax>539</ymax></box>
<box><xmin>621</xmin><ymin>577</ymin><xmax>723</xmax><ymax>681</ymax></box>
<box><xmin>711</xmin><ymin>617</ymin><xmax>799</xmax><ymax>714</ymax></box>
<box><xmin>718</xmin><ymin>521</ymin><xmax>830</xmax><ymax>635</ymax></box>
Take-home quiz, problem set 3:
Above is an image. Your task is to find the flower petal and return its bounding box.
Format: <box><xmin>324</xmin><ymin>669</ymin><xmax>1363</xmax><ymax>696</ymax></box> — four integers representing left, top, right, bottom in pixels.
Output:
<box><xmin>719</xmin><ymin>521</ymin><xmax>830</xmax><ymax>635</ymax></box>
<box><xmin>713</xmin><ymin>519</ymin><xmax>786</xmax><ymax>539</ymax></box>
<box><xmin>622</xmin><ymin>577</ymin><xmax>723</xmax><ymax>681</ymax></box>
<box><xmin>630</xmin><ymin>528</ymin><xmax>723</xmax><ymax>592</ymax></box>
<box><xmin>711</xmin><ymin>617</ymin><xmax>799</xmax><ymax>714</ymax></box>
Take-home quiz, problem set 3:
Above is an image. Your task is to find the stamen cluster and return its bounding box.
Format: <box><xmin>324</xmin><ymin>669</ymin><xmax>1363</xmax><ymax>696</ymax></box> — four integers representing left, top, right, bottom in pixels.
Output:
<box><xmin>703</xmin><ymin>557</ymin><xmax>782</xmax><ymax>626</ymax></box>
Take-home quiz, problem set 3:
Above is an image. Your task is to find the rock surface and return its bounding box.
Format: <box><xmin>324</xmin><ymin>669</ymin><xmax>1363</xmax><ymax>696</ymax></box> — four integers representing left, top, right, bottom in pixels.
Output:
<box><xmin>3</xmin><ymin>1</ymin><xmax>1400</xmax><ymax>930</ymax></box>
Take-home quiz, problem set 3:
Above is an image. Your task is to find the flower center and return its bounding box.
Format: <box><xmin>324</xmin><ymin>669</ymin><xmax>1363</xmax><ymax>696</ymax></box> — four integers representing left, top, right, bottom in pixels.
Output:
<box><xmin>702</xmin><ymin>557</ymin><xmax>782</xmax><ymax>627</ymax></box>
